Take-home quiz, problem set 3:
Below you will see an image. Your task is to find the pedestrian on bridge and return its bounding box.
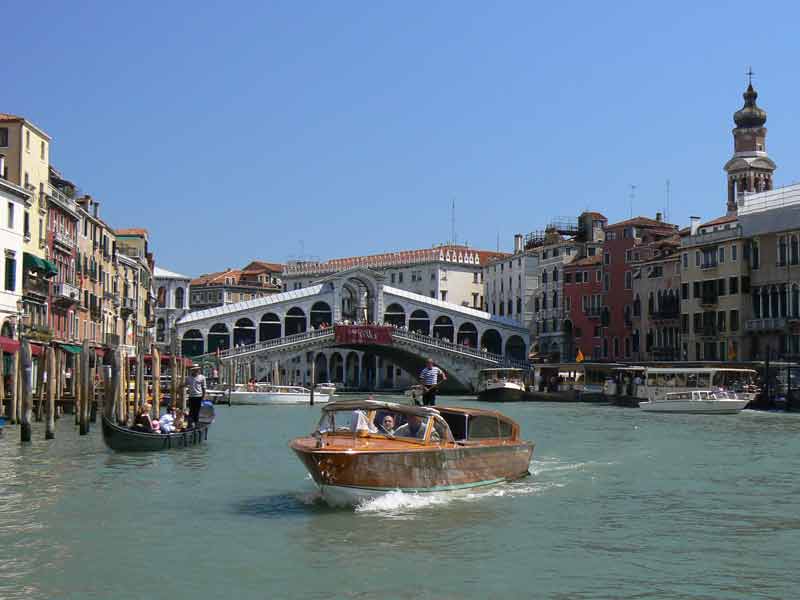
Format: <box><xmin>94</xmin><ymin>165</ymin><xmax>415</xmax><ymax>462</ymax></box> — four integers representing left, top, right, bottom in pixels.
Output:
<box><xmin>419</xmin><ymin>358</ymin><xmax>447</xmax><ymax>406</ymax></box>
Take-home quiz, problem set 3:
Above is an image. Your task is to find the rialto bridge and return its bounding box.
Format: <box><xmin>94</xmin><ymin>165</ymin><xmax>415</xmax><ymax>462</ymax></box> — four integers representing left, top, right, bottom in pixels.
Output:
<box><xmin>175</xmin><ymin>267</ymin><xmax>529</xmax><ymax>391</ymax></box>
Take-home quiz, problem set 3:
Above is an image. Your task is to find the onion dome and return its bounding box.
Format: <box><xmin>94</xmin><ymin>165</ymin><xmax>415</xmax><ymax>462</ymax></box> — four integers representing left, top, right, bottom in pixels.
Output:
<box><xmin>734</xmin><ymin>83</ymin><xmax>767</xmax><ymax>128</ymax></box>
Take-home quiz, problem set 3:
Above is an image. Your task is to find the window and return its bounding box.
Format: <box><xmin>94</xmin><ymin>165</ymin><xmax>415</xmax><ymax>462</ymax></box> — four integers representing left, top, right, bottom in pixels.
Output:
<box><xmin>693</xmin><ymin>281</ymin><xmax>700</xmax><ymax>299</ymax></box>
<box><xmin>398</xmin><ymin>272</ymin><xmax>403</xmax><ymax>283</ymax></box>
<box><xmin>730</xmin><ymin>310</ymin><xmax>739</xmax><ymax>331</ymax></box>
<box><xmin>624</xmin><ymin>271</ymin><xmax>632</xmax><ymax>289</ymax></box>
<box><xmin>682</xmin><ymin>253</ymin><xmax>688</xmax><ymax>268</ymax></box>
<box><xmin>681</xmin><ymin>283</ymin><xmax>689</xmax><ymax>300</ymax></box>
<box><xmin>565</xmin><ymin>273</ymin><xmax>572</xmax><ymax>284</ymax></box>
<box><xmin>717</xmin><ymin>311</ymin><xmax>726</xmax><ymax>332</ymax></box>
<box><xmin>603</xmin><ymin>274</ymin><xmax>610</xmax><ymax>292</ymax></box>
<box><xmin>729</xmin><ymin>277</ymin><xmax>739</xmax><ymax>295</ymax></box>
<box><xmin>6</xmin><ymin>203</ymin><xmax>13</xmax><ymax>229</ymax></box>
<box><xmin>0</xmin><ymin>127</ymin><xmax>8</xmax><ymax>147</ymax></box>
<box><xmin>473</xmin><ymin>272</ymin><xmax>478</xmax><ymax>283</ymax></box>
<box><xmin>741</xmin><ymin>276</ymin><xmax>750</xmax><ymax>294</ymax></box>
<box><xmin>693</xmin><ymin>313</ymin><xmax>702</xmax><ymax>333</ymax></box>
<box><xmin>718</xmin><ymin>246</ymin><xmax>725</xmax><ymax>264</ymax></box>
<box><xmin>778</xmin><ymin>236</ymin><xmax>788</xmax><ymax>266</ymax></box>
<box><xmin>4</xmin><ymin>256</ymin><xmax>15</xmax><ymax>291</ymax></box>
<box><xmin>695</xmin><ymin>251</ymin><xmax>700</xmax><ymax>267</ymax></box>
<box><xmin>588</xmin><ymin>247</ymin><xmax>596</xmax><ymax>256</ymax></box>
<box><xmin>40</xmin><ymin>141</ymin><xmax>45</xmax><ymax>160</ymax></box>
<box><xmin>575</xmin><ymin>272</ymin><xmax>582</xmax><ymax>284</ymax></box>
<box><xmin>430</xmin><ymin>290</ymin><xmax>435</xmax><ymax>298</ymax></box>
<box><xmin>732</xmin><ymin>244</ymin><xmax>738</xmax><ymax>261</ymax></box>
<box><xmin>390</xmin><ymin>273</ymin><xmax>395</xmax><ymax>283</ymax></box>
<box><xmin>717</xmin><ymin>278</ymin><xmax>726</xmax><ymax>296</ymax></box>
<box><xmin>596</xmin><ymin>270</ymin><xmax>601</xmax><ymax>282</ymax></box>
<box><xmin>604</xmin><ymin>252</ymin><xmax>610</xmax><ymax>265</ymax></box>
<box><xmin>681</xmin><ymin>314</ymin><xmax>688</xmax><ymax>334</ymax></box>
<box><xmin>440</xmin><ymin>291</ymin><xmax>447</xmax><ymax>302</ymax></box>
<box><xmin>23</xmin><ymin>212</ymin><xmax>30</xmax><ymax>238</ymax></box>
<box><xmin>751</xmin><ymin>240</ymin><xmax>760</xmax><ymax>269</ymax></box>
<box><xmin>25</xmin><ymin>130</ymin><xmax>30</xmax><ymax>150</ymax></box>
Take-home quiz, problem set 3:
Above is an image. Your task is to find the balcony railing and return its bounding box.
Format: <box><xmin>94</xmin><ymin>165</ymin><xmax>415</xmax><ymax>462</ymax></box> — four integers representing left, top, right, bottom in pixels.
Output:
<box><xmin>53</xmin><ymin>281</ymin><xmax>80</xmax><ymax>304</ymax></box>
<box><xmin>104</xmin><ymin>333</ymin><xmax>120</xmax><ymax>347</ymax></box>
<box><xmin>121</xmin><ymin>297</ymin><xmax>138</xmax><ymax>313</ymax></box>
<box><xmin>584</xmin><ymin>306</ymin><xmax>602</xmax><ymax>318</ymax></box>
<box><xmin>681</xmin><ymin>225</ymin><xmax>743</xmax><ymax>248</ymax></box>
<box><xmin>23</xmin><ymin>276</ymin><xmax>49</xmax><ymax>298</ymax></box>
<box><xmin>745</xmin><ymin>318</ymin><xmax>788</xmax><ymax>332</ymax></box>
<box><xmin>52</xmin><ymin>229</ymin><xmax>76</xmax><ymax>249</ymax></box>
<box><xmin>45</xmin><ymin>184</ymin><xmax>79</xmax><ymax>216</ymax></box>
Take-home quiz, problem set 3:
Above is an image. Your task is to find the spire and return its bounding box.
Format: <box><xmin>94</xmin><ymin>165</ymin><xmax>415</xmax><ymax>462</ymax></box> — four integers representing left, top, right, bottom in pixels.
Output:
<box><xmin>733</xmin><ymin>72</ymin><xmax>767</xmax><ymax>128</ymax></box>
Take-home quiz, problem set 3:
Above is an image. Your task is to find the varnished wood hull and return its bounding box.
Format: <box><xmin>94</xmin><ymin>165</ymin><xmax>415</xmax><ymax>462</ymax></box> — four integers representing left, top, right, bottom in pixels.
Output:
<box><xmin>291</xmin><ymin>438</ymin><xmax>534</xmax><ymax>504</ymax></box>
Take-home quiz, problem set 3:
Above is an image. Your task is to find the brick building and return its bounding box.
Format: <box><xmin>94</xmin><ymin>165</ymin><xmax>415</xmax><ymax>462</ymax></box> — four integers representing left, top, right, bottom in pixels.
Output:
<box><xmin>563</xmin><ymin>255</ymin><xmax>603</xmax><ymax>360</ymax></box>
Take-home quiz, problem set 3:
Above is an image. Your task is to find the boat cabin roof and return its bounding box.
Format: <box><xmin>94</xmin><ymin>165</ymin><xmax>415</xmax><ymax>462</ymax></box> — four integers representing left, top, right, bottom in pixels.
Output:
<box><xmin>646</xmin><ymin>367</ymin><xmax>756</xmax><ymax>374</ymax></box>
<box><xmin>323</xmin><ymin>399</ymin><xmax>439</xmax><ymax>418</ymax></box>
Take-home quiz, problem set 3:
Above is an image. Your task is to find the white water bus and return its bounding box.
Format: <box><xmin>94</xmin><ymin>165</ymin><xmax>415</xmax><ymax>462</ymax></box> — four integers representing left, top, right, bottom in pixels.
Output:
<box><xmin>477</xmin><ymin>368</ymin><xmax>526</xmax><ymax>402</ymax></box>
<box><xmin>641</xmin><ymin>367</ymin><xmax>758</xmax><ymax>404</ymax></box>
<box><xmin>228</xmin><ymin>383</ymin><xmax>324</xmax><ymax>405</ymax></box>
<box><xmin>639</xmin><ymin>389</ymin><xmax>749</xmax><ymax>414</ymax></box>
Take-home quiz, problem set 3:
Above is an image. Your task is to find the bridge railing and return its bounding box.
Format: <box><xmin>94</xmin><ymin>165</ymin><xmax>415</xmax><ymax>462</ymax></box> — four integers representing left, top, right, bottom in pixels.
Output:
<box><xmin>201</xmin><ymin>327</ymin><xmax>336</xmax><ymax>361</ymax></box>
<box><xmin>391</xmin><ymin>329</ymin><xmax>530</xmax><ymax>369</ymax></box>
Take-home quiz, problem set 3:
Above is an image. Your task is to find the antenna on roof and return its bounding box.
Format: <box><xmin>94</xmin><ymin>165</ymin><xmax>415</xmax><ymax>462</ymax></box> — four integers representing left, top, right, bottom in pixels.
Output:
<box><xmin>496</xmin><ymin>232</ymin><xmax>500</xmax><ymax>252</ymax></box>
<box><xmin>629</xmin><ymin>184</ymin><xmax>637</xmax><ymax>218</ymax></box>
<box><xmin>665</xmin><ymin>179</ymin><xmax>671</xmax><ymax>222</ymax></box>
<box><xmin>451</xmin><ymin>198</ymin><xmax>456</xmax><ymax>245</ymax></box>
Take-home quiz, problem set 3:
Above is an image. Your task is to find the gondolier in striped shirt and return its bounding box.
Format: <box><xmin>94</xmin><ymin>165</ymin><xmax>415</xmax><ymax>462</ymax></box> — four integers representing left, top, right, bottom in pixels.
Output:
<box><xmin>419</xmin><ymin>358</ymin><xmax>447</xmax><ymax>406</ymax></box>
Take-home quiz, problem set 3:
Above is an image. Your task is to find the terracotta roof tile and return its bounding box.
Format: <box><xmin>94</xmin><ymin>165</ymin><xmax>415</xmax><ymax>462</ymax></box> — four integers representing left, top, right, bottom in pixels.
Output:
<box><xmin>116</xmin><ymin>228</ymin><xmax>149</xmax><ymax>236</ymax></box>
<box><xmin>565</xmin><ymin>255</ymin><xmax>602</xmax><ymax>268</ymax></box>
<box><xmin>606</xmin><ymin>216</ymin><xmax>677</xmax><ymax>229</ymax></box>
<box><xmin>699</xmin><ymin>214</ymin><xmax>738</xmax><ymax>228</ymax></box>
<box><xmin>0</xmin><ymin>113</ymin><xmax>23</xmax><ymax>122</ymax></box>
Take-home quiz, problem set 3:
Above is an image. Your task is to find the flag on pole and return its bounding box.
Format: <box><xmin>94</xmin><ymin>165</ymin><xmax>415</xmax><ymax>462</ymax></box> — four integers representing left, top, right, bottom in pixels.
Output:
<box><xmin>576</xmin><ymin>349</ymin><xmax>585</xmax><ymax>363</ymax></box>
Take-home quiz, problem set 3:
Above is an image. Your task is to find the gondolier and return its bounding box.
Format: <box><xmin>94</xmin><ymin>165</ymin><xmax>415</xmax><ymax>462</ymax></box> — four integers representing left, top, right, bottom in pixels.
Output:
<box><xmin>419</xmin><ymin>358</ymin><xmax>447</xmax><ymax>406</ymax></box>
<box><xmin>185</xmin><ymin>364</ymin><xmax>206</xmax><ymax>428</ymax></box>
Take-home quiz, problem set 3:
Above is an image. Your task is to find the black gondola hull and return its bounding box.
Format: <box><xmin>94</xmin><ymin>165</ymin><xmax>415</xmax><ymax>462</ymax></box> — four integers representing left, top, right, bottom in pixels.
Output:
<box><xmin>101</xmin><ymin>416</ymin><xmax>211</xmax><ymax>452</ymax></box>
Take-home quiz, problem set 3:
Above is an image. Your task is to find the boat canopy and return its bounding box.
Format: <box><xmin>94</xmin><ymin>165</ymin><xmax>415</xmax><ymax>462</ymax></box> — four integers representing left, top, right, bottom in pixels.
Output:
<box><xmin>322</xmin><ymin>399</ymin><xmax>440</xmax><ymax>418</ymax></box>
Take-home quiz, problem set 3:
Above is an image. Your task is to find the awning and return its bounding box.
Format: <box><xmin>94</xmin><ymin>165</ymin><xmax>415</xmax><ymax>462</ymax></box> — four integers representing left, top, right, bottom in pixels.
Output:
<box><xmin>0</xmin><ymin>336</ymin><xmax>20</xmax><ymax>354</ymax></box>
<box><xmin>59</xmin><ymin>343</ymin><xmax>82</xmax><ymax>354</ymax></box>
<box><xmin>23</xmin><ymin>253</ymin><xmax>58</xmax><ymax>277</ymax></box>
<box><xmin>29</xmin><ymin>343</ymin><xmax>43</xmax><ymax>357</ymax></box>
<box><xmin>94</xmin><ymin>348</ymin><xmax>106</xmax><ymax>357</ymax></box>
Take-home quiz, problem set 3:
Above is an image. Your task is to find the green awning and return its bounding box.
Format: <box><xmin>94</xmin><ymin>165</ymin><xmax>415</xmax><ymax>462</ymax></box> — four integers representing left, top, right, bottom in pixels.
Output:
<box><xmin>59</xmin><ymin>343</ymin><xmax>82</xmax><ymax>354</ymax></box>
<box><xmin>23</xmin><ymin>253</ymin><xmax>58</xmax><ymax>277</ymax></box>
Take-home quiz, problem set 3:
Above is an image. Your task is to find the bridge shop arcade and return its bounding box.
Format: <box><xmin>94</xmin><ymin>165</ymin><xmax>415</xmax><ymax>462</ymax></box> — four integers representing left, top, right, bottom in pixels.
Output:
<box><xmin>175</xmin><ymin>268</ymin><xmax>530</xmax><ymax>392</ymax></box>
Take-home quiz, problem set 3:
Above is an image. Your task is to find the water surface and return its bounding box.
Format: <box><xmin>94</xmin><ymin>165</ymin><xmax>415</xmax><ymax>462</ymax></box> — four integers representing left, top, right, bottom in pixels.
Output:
<box><xmin>1</xmin><ymin>397</ymin><xmax>799</xmax><ymax>599</ymax></box>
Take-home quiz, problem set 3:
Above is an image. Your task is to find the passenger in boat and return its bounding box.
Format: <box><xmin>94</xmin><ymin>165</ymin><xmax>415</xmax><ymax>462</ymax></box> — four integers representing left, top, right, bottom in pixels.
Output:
<box><xmin>133</xmin><ymin>403</ymin><xmax>154</xmax><ymax>432</ymax></box>
<box><xmin>185</xmin><ymin>365</ymin><xmax>206</xmax><ymax>428</ymax></box>
<box><xmin>351</xmin><ymin>410</ymin><xmax>378</xmax><ymax>433</ymax></box>
<box><xmin>174</xmin><ymin>409</ymin><xmax>188</xmax><ymax>432</ymax></box>
<box><xmin>159</xmin><ymin>406</ymin><xmax>176</xmax><ymax>433</ymax></box>
<box><xmin>247</xmin><ymin>378</ymin><xmax>256</xmax><ymax>392</ymax></box>
<box><xmin>394</xmin><ymin>414</ymin><xmax>437</xmax><ymax>440</ymax></box>
<box><xmin>379</xmin><ymin>414</ymin><xmax>396</xmax><ymax>435</ymax></box>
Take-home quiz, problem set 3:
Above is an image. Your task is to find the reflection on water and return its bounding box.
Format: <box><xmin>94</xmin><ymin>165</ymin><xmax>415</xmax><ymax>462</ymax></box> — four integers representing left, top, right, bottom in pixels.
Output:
<box><xmin>2</xmin><ymin>402</ymin><xmax>800</xmax><ymax>599</ymax></box>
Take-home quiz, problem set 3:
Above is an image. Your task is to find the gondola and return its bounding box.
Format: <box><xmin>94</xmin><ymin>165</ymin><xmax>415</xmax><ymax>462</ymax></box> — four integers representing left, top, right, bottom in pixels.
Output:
<box><xmin>101</xmin><ymin>414</ymin><xmax>212</xmax><ymax>451</ymax></box>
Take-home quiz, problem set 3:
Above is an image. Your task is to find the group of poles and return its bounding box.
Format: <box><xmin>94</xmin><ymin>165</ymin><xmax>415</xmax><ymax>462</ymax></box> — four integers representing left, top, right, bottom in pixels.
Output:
<box><xmin>0</xmin><ymin>339</ymin><xmax>189</xmax><ymax>443</ymax></box>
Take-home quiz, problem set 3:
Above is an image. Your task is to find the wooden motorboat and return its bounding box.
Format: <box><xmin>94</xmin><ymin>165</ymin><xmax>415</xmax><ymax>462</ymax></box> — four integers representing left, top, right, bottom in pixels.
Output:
<box><xmin>290</xmin><ymin>399</ymin><xmax>534</xmax><ymax>505</ymax></box>
<box><xmin>101</xmin><ymin>403</ymin><xmax>215</xmax><ymax>452</ymax></box>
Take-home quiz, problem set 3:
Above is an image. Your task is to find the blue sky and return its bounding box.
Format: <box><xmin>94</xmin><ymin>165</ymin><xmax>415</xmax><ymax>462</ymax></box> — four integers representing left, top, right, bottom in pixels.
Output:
<box><xmin>4</xmin><ymin>1</ymin><xmax>800</xmax><ymax>276</ymax></box>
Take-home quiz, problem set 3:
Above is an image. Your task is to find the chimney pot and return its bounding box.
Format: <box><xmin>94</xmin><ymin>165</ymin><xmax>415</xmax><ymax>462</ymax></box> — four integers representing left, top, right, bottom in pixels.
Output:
<box><xmin>656</xmin><ymin>212</ymin><xmax>662</xmax><ymax>222</ymax></box>
<box><xmin>513</xmin><ymin>234</ymin><xmax>524</xmax><ymax>254</ymax></box>
<box><xmin>689</xmin><ymin>216</ymin><xmax>701</xmax><ymax>236</ymax></box>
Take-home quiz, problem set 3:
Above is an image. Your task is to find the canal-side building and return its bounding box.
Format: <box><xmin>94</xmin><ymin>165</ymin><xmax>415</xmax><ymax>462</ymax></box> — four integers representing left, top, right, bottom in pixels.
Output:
<box><xmin>0</xmin><ymin>170</ymin><xmax>28</xmax><ymax>340</ymax></box>
<box><xmin>738</xmin><ymin>184</ymin><xmax>800</xmax><ymax>361</ymax></box>
<box><xmin>190</xmin><ymin>262</ymin><xmax>282</xmax><ymax>311</ymax></box>
<box><xmin>46</xmin><ymin>168</ymin><xmax>80</xmax><ymax>346</ymax></box>
<box><xmin>563</xmin><ymin>255</ymin><xmax>603</xmax><ymax>360</ymax></box>
<box><xmin>679</xmin><ymin>215</ymin><xmax>751</xmax><ymax>361</ymax></box>
<box><xmin>154</xmin><ymin>266</ymin><xmax>192</xmax><ymax>351</ymax></box>
<box><xmin>600</xmin><ymin>214</ymin><xmax>677</xmax><ymax>361</ymax></box>
<box><xmin>116</xmin><ymin>228</ymin><xmax>155</xmax><ymax>349</ymax></box>
<box><xmin>630</xmin><ymin>234</ymin><xmax>682</xmax><ymax>361</ymax></box>
<box><xmin>282</xmin><ymin>244</ymin><xmax>504</xmax><ymax>310</ymax></box>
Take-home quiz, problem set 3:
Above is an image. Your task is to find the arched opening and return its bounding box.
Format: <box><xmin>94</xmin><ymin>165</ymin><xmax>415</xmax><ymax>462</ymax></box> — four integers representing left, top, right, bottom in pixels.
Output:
<box><xmin>329</xmin><ymin>352</ymin><xmax>344</xmax><ymax>383</ymax></box>
<box><xmin>208</xmin><ymin>323</ymin><xmax>230</xmax><ymax>353</ymax></box>
<box><xmin>156</xmin><ymin>318</ymin><xmax>166</xmax><ymax>342</ymax></box>
<box><xmin>345</xmin><ymin>352</ymin><xmax>360</xmax><ymax>387</ymax></box>
<box><xmin>0</xmin><ymin>321</ymin><xmax>13</xmax><ymax>338</ymax></box>
<box><xmin>175</xmin><ymin>287</ymin><xmax>185</xmax><ymax>309</ymax></box>
<box><xmin>233</xmin><ymin>317</ymin><xmax>256</xmax><ymax>346</ymax></box>
<box><xmin>505</xmin><ymin>335</ymin><xmax>526</xmax><ymax>360</ymax></box>
<box><xmin>383</xmin><ymin>303</ymin><xmax>406</xmax><ymax>327</ymax></box>
<box><xmin>408</xmin><ymin>309</ymin><xmax>430</xmax><ymax>336</ymax></box>
<box><xmin>433</xmin><ymin>315</ymin><xmax>454</xmax><ymax>341</ymax></box>
<box><xmin>481</xmin><ymin>329</ymin><xmax>502</xmax><ymax>355</ymax></box>
<box><xmin>259</xmin><ymin>313</ymin><xmax>281</xmax><ymax>341</ymax></box>
<box><xmin>792</xmin><ymin>284</ymin><xmax>800</xmax><ymax>318</ymax></box>
<box><xmin>157</xmin><ymin>286</ymin><xmax>167</xmax><ymax>308</ymax></box>
<box><xmin>457</xmin><ymin>322</ymin><xmax>478</xmax><ymax>347</ymax></box>
<box><xmin>314</xmin><ymin>353</ymin><xmax>329</xmax><ymax>382</ymax></box>
<box><xmin>285</xmin><ymin>307</ymin><xmax>307</xmax><ymax>335</ymax></box>
<box><xmin>181</xmin><ymin>329</ymin><xmax>204</xmax><ymax>356</ymax></box>
<box><xmin>340</xmin><ymin>277</ymin><xmax>377</xmax><ymax>323</ymax></box>
<box><xmin>310</xmin><ymin>301</ymin><xmax>332</xmax><ymax>329</ymax></box>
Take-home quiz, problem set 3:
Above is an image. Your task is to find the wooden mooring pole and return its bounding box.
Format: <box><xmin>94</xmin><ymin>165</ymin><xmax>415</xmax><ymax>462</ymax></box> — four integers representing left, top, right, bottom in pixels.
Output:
<box><xmin>152</xmin><ymin>345</ymin><xmax>161</xmax><ymax>419</ymax></box>
<box><xmin>10</xmin><ymin>350</ymin><xmax>18</xmax><ymax>424</ymax></box>
<box><xmin>310</xmin><ymin>357</ymin><xmax>315</xmax><ymax>406</ymax></box>
<box><xmin>46</xmin><ymin>345</ymin><xmax>56</xmax><ymax>440</ymax></box>
<box><xmin>20</xmin><ymin>339</ymin><xmax>32</xmax><ymax>442</ymax></box>
<box><xmin>79</xmin><ymin>340</ymin><xmax>90</xmax><ymax>435</ymax></box>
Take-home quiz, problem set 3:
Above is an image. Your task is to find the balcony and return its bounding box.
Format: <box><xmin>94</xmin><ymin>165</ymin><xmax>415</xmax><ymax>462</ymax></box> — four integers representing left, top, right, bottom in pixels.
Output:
<box><xmin>700</xmin><ymin>259</ymin><xmax>718</xmax><ymax>270</ymax></box>
<box><xmin>24</xmin><ymin>323</ymin><xmax>53</xmax><ymax>343</ymax></box>
<box><xmin>23</xmin><ymin>276</ymin><xmax>50</xmax><ymax>298</ymax></box>
<box><xmin>745</xmin><ymin>318</ymin><xmax>788</xmax><ymax>332</ymax></box>
<box><xmin>45</xmin><ymin>184</ymin><xmax>79</xmax><ymax>216</ymax></box>
<box><xmin>681</xmin><ymin>225</ymin><xmax>743</xmax><ymax>248</ymax></box>
<box><xmin>584</xmin><ymin>306</ymin><xmax>602</xmax><ymax>319</ymax></box>
<box><xmin>53</xmin><ymin>281</ymin><xmax>80</xmax><ymax>305</ymax></box>
<box><xmin>652</xmin><ymin>308</ymin><xmax>680</xmax><ymax>320</ymax></box>
<box><xmin>52</xmin><ymin>229</ymin><xmax>76</xmax><ymax>250</ymax></box>
<box><xmin>120</xmin><ymin>297</ymin><xmax>137</xmax><ymax>316</ymax></box>
<box><xmin>104</xmin><ymin>333</ymin><xmax>120</xmax><ymax>347</ymax></box>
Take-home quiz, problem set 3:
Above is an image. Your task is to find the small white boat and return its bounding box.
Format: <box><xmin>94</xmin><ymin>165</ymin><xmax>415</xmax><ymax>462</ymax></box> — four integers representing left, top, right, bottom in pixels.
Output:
<box><xmin>314</xmin><ymin>382</ymin><xmax>337</xmax><ymax>397</ymax></box>
<box><xmin>639</xmin><ymin>389</ymin><xmax>749</xmax><ymax>414</ymax></box>
<box><xmin>228</xmin><ymin>384</ymin><xmax>326</xmax><ymax>405</ymax></box>
<box><xmin>477</xmin><ymin>368</ymin><xmax>526</xmax><ymax>402</ymax></box>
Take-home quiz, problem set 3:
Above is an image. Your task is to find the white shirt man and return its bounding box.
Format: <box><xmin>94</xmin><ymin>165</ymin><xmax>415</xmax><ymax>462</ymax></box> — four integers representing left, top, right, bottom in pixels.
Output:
<box><xmin>418</xmin><ymin>359</ymin><xmax>447</xmax><ymax>406</ymax></box>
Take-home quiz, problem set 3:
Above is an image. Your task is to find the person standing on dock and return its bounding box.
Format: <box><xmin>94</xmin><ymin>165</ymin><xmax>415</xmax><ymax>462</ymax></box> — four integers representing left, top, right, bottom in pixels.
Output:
<box><xmin>419</xmin><ymin>358</ymin><xmax>447</xmax><ymax>406</ymax></box>
<box><xmin>185</xmin><ymin>365</ymin><xmax>206</xmax><ymax>428</ymax></box>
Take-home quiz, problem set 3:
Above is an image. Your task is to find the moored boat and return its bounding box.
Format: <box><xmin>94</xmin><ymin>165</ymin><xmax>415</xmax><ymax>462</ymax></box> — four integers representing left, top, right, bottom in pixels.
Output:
<box><xmin>228</xmin><ymin>384</ymin><xmax>323</xmax><ymax>405</ymax></box>
<box><xmin>639</xmin><ymin>390</ymin><xmax>749</xmax><ymax>414</ymax></box>
<box><xmin>290</xmin><ymin>399</ymin><xmax>534</xmax><ymax>505</ymax></box>
<box><xmin>476</xmin><ymin>368</ymin><xmax>526</xmax><ymax>402</ymax></box>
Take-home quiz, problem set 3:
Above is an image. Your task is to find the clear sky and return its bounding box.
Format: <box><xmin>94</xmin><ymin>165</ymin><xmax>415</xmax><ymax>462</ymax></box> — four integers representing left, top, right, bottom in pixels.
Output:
<box><xmin>4</xmin><ymin>1</ymin><xmax>799</xmax><ymax>276</ymax></box>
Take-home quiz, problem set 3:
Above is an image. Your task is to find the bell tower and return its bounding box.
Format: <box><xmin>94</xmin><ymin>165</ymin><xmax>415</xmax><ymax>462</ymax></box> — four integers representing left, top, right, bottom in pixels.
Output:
<box><xmin>723</xmin><ymin>72</ymin><xmax>776</xmax><ymax>214</ymax></box>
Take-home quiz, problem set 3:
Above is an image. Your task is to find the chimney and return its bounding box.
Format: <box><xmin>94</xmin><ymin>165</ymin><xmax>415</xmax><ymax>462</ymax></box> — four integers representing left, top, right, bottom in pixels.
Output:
<box><xmin>655</xmin><ymin>212</ymin><xmax>662</xmax><ymax>222</ymax></box>
<box><xmin>93</xmin><ymin>200</ymin><xmax>100</xmax><ymax>218</ymax></box>
<box><xmin>0</xmin><ymin>154</ymin><xmax>5</xmax><ymax>179</ymax></box>
<box><xmin>513</xmin><ymin>234</ymin><xmax>523</xmax><ymax>254</ymax></box>
<box><xmin>690</xmin><ymin>216</ymin><xmax>700</xmax><ymax>236</ymax></box>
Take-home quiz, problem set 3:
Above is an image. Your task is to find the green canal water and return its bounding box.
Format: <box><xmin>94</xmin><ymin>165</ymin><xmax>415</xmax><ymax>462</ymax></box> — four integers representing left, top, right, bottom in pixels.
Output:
<box><xmin>1</xmin><ymin>397</ymin><xmax>800</xmax><ymax>599</ymax></box>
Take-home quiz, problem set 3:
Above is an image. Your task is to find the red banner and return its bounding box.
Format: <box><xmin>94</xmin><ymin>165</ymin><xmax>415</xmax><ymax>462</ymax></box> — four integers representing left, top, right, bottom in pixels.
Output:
<box><xmin>335</xmin><ymin>325</ymin><xmax>393</xmax><ymax>346</ymax></box>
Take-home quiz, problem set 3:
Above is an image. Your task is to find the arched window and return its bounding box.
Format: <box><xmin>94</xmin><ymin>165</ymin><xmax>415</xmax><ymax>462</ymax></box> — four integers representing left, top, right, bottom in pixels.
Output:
<box><xmin>552</xmin><ymin>267</ymin><xmax>559</xmax><ymax>282</ymax></box>
<box><xmin>507</xmin><ymin>299</ymin><xmax>512</xmax><ymax>315</ymax></box>
<box><xmin>156</xmin><ymin>318</ymin><xmax>165</xmax><ymax>342</ymax></box>
<box><xmin>633</xmin><ymin>294</ymin><xmax>641</xmax><ymax>317</ymax></box>
<box><xmin>792</xmin><ymin>284</ymin><xmax>800</xmax><ymax>318</ymax></box>
<box><xmin>770</xmin><ymin>286</ymin><xmax>780</xmax><ymax>318</ymax></box>
<box><xmin>516</xmin><ymin>297</ymin><xmax>522</xmax><ymax>314</ymax></box>
<box><xmin>174</xmin><ymin>287</ymin><xmax>185</xmax><ymax>309</ymax></box>
<box><xmin>552</xmin><ymin>291</ymin><xmax>558</xmax><ymax>308</ymax></box>
<box><xmin>753</xmin><ymin>288</ymin><xmax>762</xmax><ymax>318</ymax></box>
<box><xmin>648</xmin><ymin>292</ymin><xmax>655</xmax><ymax>315</ymax></box>
<box><xmin>157</xmin><ymin>286</ymin><xmax>167</xmax><ymax>308</ymax></box>
<box><xmin>541</xmin><ymin>294</ymin><xmax>547</xmax><ymax>310</ymax></box>
<box><xmin>542</xmin><ymin>271</ymin><xmax>548</xmax><ymax>284</ymax></box>
<box><xmin>791</xmin><ymin>235</ymin><xmax>799</xmax><ymax>265</ymax></box>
